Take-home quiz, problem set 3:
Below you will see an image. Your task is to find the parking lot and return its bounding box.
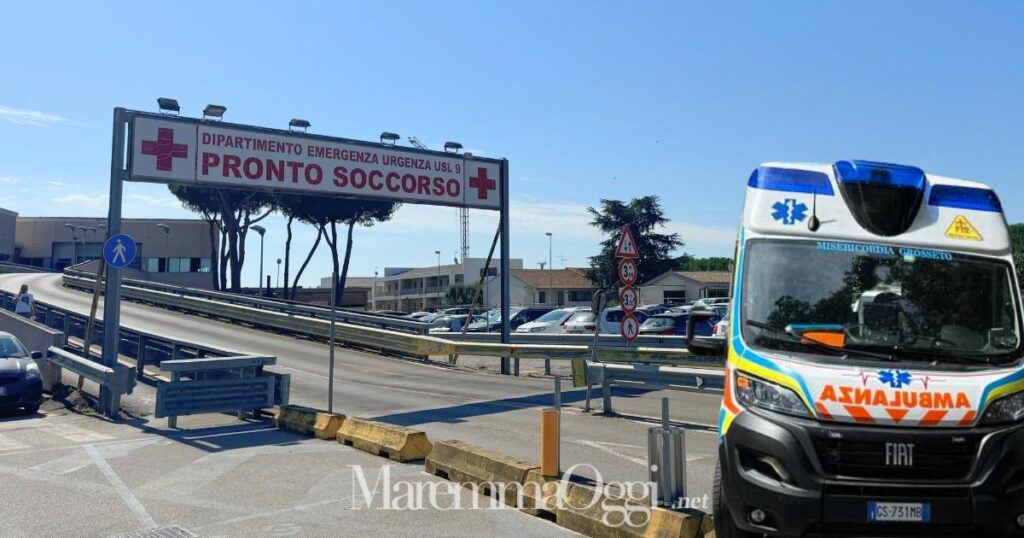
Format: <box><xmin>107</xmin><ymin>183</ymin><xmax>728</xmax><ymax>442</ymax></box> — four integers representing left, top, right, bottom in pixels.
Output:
<box><xmin>0</xmin><ymin>402</ymin><xmax>572</xmax><ymax>538</ymax></box>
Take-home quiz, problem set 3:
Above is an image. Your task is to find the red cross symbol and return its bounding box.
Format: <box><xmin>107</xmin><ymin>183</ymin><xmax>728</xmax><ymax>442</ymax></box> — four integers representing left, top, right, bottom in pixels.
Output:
<box><xmin>469</xmin><ymin>167</ymin><xmax>496</xmax><ymax>200</ymax></box>
<box><xmin>141</xmin><ymin>127</ymin><xmax>188</xmax><ymax>171</ymax></box>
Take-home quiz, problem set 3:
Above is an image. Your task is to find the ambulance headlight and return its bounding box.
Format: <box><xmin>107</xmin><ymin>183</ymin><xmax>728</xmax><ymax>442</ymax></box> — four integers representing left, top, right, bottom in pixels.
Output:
<box><xmin>981</xmin><ymin>391</ymin><xmax>1024</xmax><ymax>425</ymax></box>
<box><xmin>734</xmin><ymin>372</ymin><xmax>811</xmax><ymax>418</ymax></box>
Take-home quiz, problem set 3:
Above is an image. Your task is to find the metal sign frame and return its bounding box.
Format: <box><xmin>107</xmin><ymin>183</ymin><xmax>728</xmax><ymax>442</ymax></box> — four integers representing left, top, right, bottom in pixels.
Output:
<box><xmin>101</xmin><ymin>108</ymin><xmax>514</xmax><ymax>413</ymax></box>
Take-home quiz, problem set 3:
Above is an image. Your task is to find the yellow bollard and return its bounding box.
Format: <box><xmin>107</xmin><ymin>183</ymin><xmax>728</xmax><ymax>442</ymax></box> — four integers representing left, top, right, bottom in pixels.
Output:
<box><xmin>540</xmin><ymin>408</ymin><xmax>559</xmax><ymax>477</ymax></box>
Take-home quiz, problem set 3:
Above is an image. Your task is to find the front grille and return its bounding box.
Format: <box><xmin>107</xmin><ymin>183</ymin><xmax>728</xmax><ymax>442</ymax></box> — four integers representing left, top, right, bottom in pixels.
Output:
<box><xmin>0</xmin><ymin>394</ymin><xmax>19</xmax><ymax>404</ymax></box>
<box><xmin>0</xmin><ymin>376</ymin><xmax>19</xmax><ymax>385</ymax></box>
<box><xmin>813</xmin><ymin>436</ymin><xmax>978</xmax><ymax>480</ymax></box>
<box><xmin>826</xmin><ymin>484</ymin><xmax>969</xmax><ymax>498</ymax></box>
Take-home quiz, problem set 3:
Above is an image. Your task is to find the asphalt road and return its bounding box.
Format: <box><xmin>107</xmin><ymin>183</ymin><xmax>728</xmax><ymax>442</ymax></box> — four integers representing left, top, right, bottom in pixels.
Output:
<box><xmin>0</xmin><ymin>405</ymin><xmax>574</xmax><ymax>538</ymax></box>
<box><xmin>0</xmin><ymin>273</ymin><xmax>724</xmax><ymax>506</ymax></box>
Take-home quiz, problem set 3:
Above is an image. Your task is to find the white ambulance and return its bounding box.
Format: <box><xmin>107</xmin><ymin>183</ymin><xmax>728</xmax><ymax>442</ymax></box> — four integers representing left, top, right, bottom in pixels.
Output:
<box><xmin>714</xmin><ymin>160</ymin><xmax>1024</xmax><ymax>537</ymax></box>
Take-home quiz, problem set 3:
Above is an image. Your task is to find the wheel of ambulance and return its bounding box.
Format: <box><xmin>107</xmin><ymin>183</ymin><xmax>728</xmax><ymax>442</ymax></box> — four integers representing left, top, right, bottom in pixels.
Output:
<box><xmin>714</xmin><ymin>457</ymin><xmax>760</xmax><ymax>538</ymax></box>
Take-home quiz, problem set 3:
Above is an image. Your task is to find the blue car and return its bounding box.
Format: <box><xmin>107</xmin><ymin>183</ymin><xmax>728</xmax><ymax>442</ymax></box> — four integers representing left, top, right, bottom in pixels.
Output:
<box><xmin>0</xmin><ymin>332</ymin><xmax>44</xmax><ymax>415</ymax></box>
<box><xmin>640</xmin><ymin>309</ymin><xmax>724</xmax><ymax>337</ymax></box>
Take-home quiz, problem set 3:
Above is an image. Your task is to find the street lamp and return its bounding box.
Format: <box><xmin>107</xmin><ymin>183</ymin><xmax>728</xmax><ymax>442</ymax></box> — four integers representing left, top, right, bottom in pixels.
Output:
<box><xmin>154</xmin><ymin>223</ymin><xmax>170</xmax><ymax>272</ymax></box>
<box><xmin>434</xmin><ymin>250</ymin><xmax>443</xmax><ymax>303</ymax></box>
<box><xmin>546</xmin><ymin>232</ymin><xmax>553</xmax><ymax>305</ymax></box>
<box><xmin>64</xmin><ymin>224</ymin><xmax>77</xmax><ymax>264</ymax></box>
<box><xmin>251</xmin><ymin>225</ymin><xmax>266</xmax><ymax>297</ymax></box>
<box><xmin>276</xmin><ymin>258</ymin><xmax>282</xmax><ymax>290</ymax></box>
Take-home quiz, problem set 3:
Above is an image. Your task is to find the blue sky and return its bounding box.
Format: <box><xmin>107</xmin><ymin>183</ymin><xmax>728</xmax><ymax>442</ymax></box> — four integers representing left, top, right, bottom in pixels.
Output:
<box><xmin>1</xmin><ymin>1</ymin><xmax>1022</xmax><ymax>286</ymax></box>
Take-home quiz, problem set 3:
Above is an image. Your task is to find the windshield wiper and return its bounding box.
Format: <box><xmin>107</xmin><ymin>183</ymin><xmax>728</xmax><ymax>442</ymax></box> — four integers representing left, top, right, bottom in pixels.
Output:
<box><xmin>745</xmin><ymin>319</ymin><xmax>897</xmax><ymax>362</ymax></box>
<box><xmin>884</xmin><ymin>346</ymin><xmax>996</xmax><ymax>366</ymax></box>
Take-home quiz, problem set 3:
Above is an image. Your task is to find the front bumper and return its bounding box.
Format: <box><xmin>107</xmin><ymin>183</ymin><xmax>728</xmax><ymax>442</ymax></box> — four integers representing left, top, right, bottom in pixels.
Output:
<box><xmin>720</xmin><ymin>408</ymin><xmax>1024</xmax><ymax>537</ymax></box>
<box><xmin>0</xmin><ymin>378</ymin><xmax>42</xmax><ymax>411</ymax></box>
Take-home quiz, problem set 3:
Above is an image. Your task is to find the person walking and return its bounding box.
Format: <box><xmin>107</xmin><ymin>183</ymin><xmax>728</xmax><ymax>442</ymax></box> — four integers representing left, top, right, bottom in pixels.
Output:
<box><xmin>14</xmin><ymin>284</ymin><xmax>34</xmax><ymax>319</ymax></box>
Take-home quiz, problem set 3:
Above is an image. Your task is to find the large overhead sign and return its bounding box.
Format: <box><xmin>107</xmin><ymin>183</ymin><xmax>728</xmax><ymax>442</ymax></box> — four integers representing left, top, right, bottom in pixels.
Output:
<box><xmin>127</xmin><ymin>113</ymin><xmax>502</xmax><ymax>210</ymax></box>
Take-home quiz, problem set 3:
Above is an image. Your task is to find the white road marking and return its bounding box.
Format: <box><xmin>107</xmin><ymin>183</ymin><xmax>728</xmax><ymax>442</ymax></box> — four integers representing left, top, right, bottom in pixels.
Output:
<box><xmin>575</xmin><ymin>439</ymin><xmax>708</xmax><ymax>466</ymax></box>
<box><xmin>0</xmin><ymin>433</ymin><xmax>31</xmax><ymax>451</ymax></box>
<box><xmin>32</xmin><ymin>438</ymin><xmax>170</xmax><ymax>475</ymax></box>
<box><xmin>47</xmin><ymin>422</ymin><xmax>114</xmax><ymax>443</ymax></box>
<box><xmin>84</xmin><ymin>443</ymin><xmax>158</xmax><ymax>530</ymax></box>
<box><xmin>197</xmin><ymin>498</ymin><xmax>339</xmax><ymax>529</ymax></box>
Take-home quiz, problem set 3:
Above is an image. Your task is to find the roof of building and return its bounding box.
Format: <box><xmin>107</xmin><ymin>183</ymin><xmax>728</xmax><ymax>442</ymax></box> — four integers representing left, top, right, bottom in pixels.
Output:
<box><xmin>512</xmin><ymin>268</ymin><xmax>594</xmax><ymax>290</ymax></box>
<box><xmin>674</xmin><ymin>271</ymin><xmax>732</xmax><ymax>284</ymax></box>
<box><xmin>641</xmin><ymin>269</ymin><xmax>734</xmax><ymax>287</ymax></box>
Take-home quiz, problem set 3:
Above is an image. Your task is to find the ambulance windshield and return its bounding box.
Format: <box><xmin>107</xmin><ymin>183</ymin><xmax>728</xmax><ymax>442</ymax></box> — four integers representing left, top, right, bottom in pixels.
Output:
<box><xmin>741</xmin><ymin>239</ymin><xmax>1022</xmax><ymax>364</ymax></box>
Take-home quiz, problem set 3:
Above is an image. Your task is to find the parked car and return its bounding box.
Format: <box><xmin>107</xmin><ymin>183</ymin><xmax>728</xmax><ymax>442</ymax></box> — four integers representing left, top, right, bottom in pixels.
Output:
<box><xmin>561</xmin><ymin>310</ymin><xmax>599</xmax><ymax>334</ymax></box>
<box><xmin>516</xmin><ymin>307</ymin><xmax>589</xmax><ymax>334</ymax></box>
<box><xmin>0</xmin><ymin>332</ymin><xmax>44</xmax><ymax>415</ymax></box>
<box><xmin>427</xmin><ymin>314</ymin><xmax>487</xmax><ymax>333</ymax></box>
<box><xmin>639</xmin><ymin>312</ymin><xmax>689</xmax><ymax>336</ymax></box>
<box><xmin>710</xmin><ymin>316</ymin><xmax>729</xmax><ymax>341</ymax></box>
<box><xmin>374</xmin><ymin>309</ymin><xmax>409</xmax><ymax>317</ymax></box>
<box><xmin>466</xmin><ymin>307</ymin><xmax>551</xmax><ymax>332</ymax></box>
<box><xmin>693</xmin><ymin>297</ymin><xmax>730</xmax><ymax>309</ymax></box>
<box><xmin>638</xmin><ymin>304</ymin><xmax>674</xmax><ymax>316</ymax></box>
<box><xmin>404</xmin><ymin>311</ymin><xmax>433</xmax><ymax>321</ymax></box>
<box><xmin>439</xmin><ymin>306</ymin><xmax>480</xmax><ymax>316</ymax></box>
<box><xmin>598</xmin><ymin>307</ymin><xmax>650</xmax><ymax>335</ymax></box>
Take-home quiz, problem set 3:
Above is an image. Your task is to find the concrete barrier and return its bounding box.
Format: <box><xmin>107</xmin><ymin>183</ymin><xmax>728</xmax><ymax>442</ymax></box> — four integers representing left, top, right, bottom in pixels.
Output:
<box><xmin>425</xmin><ymin>439</ymin><xmax>541</xmax><ymax>508</ymax></box>
<box><xmin>274</xmin><ymin>405</ymin><xmax>346</xmax><ymax>440</ymax></box>
<box><xmin>336</xmin><ymin>417</ymin><xmax>432</xmax><ymax>462</ymax></box>
<box><xmin>523</xmin><ymin>469</ymin><xmax>708</xmax><ymax>538</ymax></box>
<box><xmin>0</xmin><ymin>309</ymin><xmax>64</xmax><ymax>391</ymax></box>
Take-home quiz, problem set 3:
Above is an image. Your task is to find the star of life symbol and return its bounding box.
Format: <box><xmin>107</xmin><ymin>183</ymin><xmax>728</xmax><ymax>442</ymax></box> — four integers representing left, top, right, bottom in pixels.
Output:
<box><xmin>878</xmin><ymin>369</ymin><xmax>912</xmax><ymax>389</ymax></box>
<box><xmin>771</xmin><ymin>198</ymin><xmax>808</xmax><ymax>225</ymax></box>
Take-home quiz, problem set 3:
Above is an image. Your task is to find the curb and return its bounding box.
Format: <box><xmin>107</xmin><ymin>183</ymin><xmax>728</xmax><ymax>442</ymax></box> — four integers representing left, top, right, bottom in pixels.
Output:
<box><xmin>274</xmin><ymin>405</ymin><xmax>347</xmax><ymax>440</ymax></box>
<box><xmin>336</xmin><ymin>417</ymin><xmax>432</xmax><ymax>462</ymax></box>
<box><xmin>425</xmin><ymin>439</ymin><xmax>541</xmax><ymax>509</ymax></box>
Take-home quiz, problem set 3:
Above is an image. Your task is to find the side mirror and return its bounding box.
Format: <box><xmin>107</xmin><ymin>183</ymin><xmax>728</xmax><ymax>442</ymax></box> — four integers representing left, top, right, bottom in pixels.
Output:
<box><xmin>30</xmin><ymin>351</ymin><xmax>43</xmax><ymax>360</ymax></box>
<box><xmin>686</xmin><ymin>310</ymin><xmax>726</xmax><ymax>357</ymax></box>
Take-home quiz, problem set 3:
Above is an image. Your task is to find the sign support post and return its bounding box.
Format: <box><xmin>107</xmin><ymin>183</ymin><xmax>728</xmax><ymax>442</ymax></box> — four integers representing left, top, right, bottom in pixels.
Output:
<box><xmin>101</xmin><ymin>107</ymin><xmax>128</xmax><ymax>417</ymax></box>
<box><xmin>499</xmin><ymin>159</ymin><xmax>511</xmax><ymax>375</ymax></box>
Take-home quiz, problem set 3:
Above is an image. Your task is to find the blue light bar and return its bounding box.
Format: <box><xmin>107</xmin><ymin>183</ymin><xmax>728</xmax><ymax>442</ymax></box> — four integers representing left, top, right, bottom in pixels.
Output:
<box><xmin>929</xmin><ymin>185</ymin><xmax>1002</xmax><ymax>212</ymax></box>
<box><xmin>748</xmin><ymin>166</ymin><xmax>834</xmax><ymax>195</ymax></box>
<box><xmin>834</xmin><ymin>160</ymin><xmax>926</xmax><ymax>190</ymax></box>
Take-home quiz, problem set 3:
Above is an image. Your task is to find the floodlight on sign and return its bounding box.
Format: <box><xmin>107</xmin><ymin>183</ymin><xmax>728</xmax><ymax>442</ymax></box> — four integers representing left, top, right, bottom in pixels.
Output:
<box><xmin>289</xmin><ymin>118</ymin><xmax>310</xmax><ymax>132</ymax></box>
<box><xmin>444</xmin><ymin>141</ymin><xmax>463</xmax><ymax>153</ymax></box>
<box><xmin>380</xmin><ymin>131</ymin><xmax>400</xmax><ymax>145</ymax></box>
<box><xmin>203</xmin><ymin>104</ymin><xmax>226</xmax><ymax>120</ymax></box>
<box><xmin>157</xmin><ymin>97</ymin><xmax>180</xmax><ymax>115</ymax></box>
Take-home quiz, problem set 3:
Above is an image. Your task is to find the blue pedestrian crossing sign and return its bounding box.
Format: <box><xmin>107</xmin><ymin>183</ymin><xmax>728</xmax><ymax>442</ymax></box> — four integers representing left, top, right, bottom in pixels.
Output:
<box><xmin>103</xmin><ymin>234</ymin><xmax>136</xmax><ymax>268</ymax></box>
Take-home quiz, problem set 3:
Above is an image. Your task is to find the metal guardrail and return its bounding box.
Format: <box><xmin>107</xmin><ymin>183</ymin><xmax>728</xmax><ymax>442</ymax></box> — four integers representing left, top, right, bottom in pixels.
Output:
<box><xmin>63</xmin><ymin>269</ymin><xmax>428</xmax><ymax>335</ymax></box>
<box><xmin>156</xmin><ymin>355</ymin><xmax>283</xmax><ymax>428</ymax></box>
<box><xmin>62</xmin><ymin>271</ymin><xmax>697</xmax><ymax>350</ymax></box>
<box><xmin>58</xmin><ymin>271</ymin><xmax>719</xmax><ymax>367</ymax></box>
<box><xmin>46</xmin><ymin>346</ymin><xmax>137</xmax><ymax>415</ymax></box>
<box><xmin>0</xmin><ymin>290</ymin><xmax>289</xmax><ymax>413</ymax></box>
<box><xmin>583</xmin><ymin>362</ymin><xmax>724</xmax><ymax>415</ymax></box>
<box><xmin>435</xmin><ymin>331</ymin><xmax>690</xmax><ymax>349</ymax></box>
<box><xmin>0</xmin><ymin>262</ymin><xmax>55</xmax><ymax>274</ymax></box>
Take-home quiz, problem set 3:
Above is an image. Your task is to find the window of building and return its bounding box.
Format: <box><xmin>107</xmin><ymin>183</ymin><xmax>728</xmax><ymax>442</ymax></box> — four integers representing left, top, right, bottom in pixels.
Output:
<box><xmin>704</xmin><ymin>287</ymin><xmax>730</xmax><ymax>298</ymax></box>
<box><xmin>568</xmin><ymin>290</ymin><xmax>593</xmax><ymax>302</ymax></box>
<box><xmin>198</xmin><ymin>258</ymin><xmax>211</xmax><ymax>273</ymax></box>
<box><xmin>538</xmin><ymin>291</ymin><xmax>547</xmax><ymax>304</ymax></box>
<box><xmin>664</xmin><ymin>290</ymin><xmax>687</xmax><ymax>304</ymax></box>
<box><xmin>145</xmin><ymin>258</ymin><xmax>160</xmax><ymax>273</ymax></box>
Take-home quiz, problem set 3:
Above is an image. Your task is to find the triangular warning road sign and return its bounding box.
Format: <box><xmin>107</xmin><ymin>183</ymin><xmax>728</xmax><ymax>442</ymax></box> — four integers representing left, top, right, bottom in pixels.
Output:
<box><xmin>946</xmin><ymin>215</ymin><xmax>982</xmax><ymax>241</ymax></box>
<box><xmin>615</xmin><ymin>225</ymin><xmax>639</xmax><ymax>258</ymax></box>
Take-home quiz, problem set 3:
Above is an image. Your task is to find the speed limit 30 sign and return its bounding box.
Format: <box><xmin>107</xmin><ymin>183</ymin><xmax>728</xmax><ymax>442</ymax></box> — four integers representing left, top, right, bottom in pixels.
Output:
<box><xmin>615</xmin><ymin>225</ymin><xmax>640</xmax><ymax>343</ymax></box>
